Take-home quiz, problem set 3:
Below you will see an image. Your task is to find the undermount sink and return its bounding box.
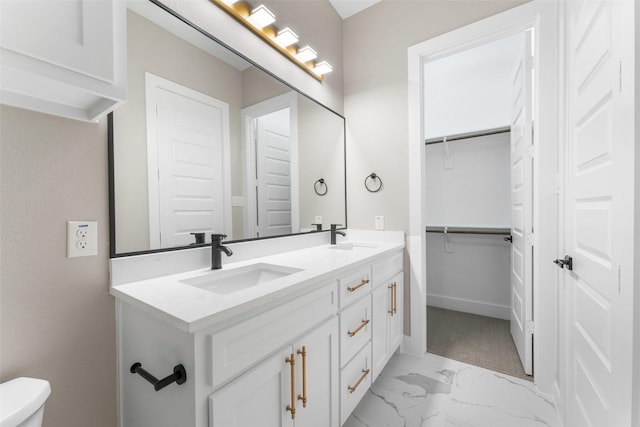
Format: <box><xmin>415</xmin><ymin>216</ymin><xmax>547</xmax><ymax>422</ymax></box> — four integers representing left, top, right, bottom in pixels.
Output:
<box><xmin>328</xmin><ymin>242</ymin><xmax>379</xmax><ymax>251</ymax></box>
<box><xmin>179</xmin><ymin>263</ymin><xmax>303</xmax><ymax>295</ymax></box>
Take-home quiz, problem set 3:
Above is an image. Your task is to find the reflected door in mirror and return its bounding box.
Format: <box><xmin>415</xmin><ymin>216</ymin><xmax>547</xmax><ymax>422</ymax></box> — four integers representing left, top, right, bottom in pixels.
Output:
<box><xmin>147</xmin><ymin>74</ymin><xmax>232</xmax><ymax>248</ymax></box>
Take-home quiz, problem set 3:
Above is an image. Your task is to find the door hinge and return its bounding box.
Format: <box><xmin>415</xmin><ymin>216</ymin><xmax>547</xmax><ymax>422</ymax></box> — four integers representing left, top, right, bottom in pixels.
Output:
<box><xmin>527</xmin><ymin>320</ymin><xmax>535</xmax><ymax>335</ymax></box>
<box><xmin>526</xmin><ymin>145</ymin><xmax>535</xmax><ymax>159</ymax></box>
<box><xmin>618</xmin><ymin>265</ymin><xmax>621</xmax><ymax>294</ymax></box>
<box><xmin>526</xmin><ymin>233</ymin><xmax>534</xmax><ymax>246</ymax></box>
<box><xmin>526</xmin><ymin>56</ymin><xmax>535</xmax><ymax>70</ymax></box>
<box><xmin>618</xmin><ymin>61</ymin><xmax>622</xmax><ymax>93</ymax></box>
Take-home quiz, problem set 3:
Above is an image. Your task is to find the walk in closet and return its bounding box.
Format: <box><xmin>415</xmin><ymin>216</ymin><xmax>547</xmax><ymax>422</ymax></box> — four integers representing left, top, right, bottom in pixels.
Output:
<box><xmin>423</xmin><ymin>32</ymin><xmax>534</xmax><ymax>378</ymax></box>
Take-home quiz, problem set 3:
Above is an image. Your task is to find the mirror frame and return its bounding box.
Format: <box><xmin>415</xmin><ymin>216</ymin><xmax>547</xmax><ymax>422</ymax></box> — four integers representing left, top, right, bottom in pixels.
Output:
<box><xmin>108</xmin><ymin>0</ymin><xmax>347</xmax><ymax>258</ymax></box>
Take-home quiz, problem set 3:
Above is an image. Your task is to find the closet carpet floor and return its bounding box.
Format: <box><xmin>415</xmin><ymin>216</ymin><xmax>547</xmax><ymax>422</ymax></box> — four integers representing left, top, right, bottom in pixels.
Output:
<box><xmin>426</xmin><ymin>306</ymin><xmax>532</xmax><ymax>381</ymax></box>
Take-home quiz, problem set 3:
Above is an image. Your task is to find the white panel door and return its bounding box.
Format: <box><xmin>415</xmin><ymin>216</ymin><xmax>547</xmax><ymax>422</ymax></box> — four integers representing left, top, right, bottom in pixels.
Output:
<box><xmin>147</xmin><ymin>74</ymin><xmax>231</xmax><ymax>248</ymax></box>
<box><xmin>256</xmin><ymin>109</ymin><xmax>292</xmax><ymax>237</ymax></box>
<box><xmin>564</xmin><ymin>1</ymin><xmax>635</xmax><ymax>426</ymax></box>
<box><xmin>509</xmin><ymin>30</ymin><xmax>534</xmax><ymax>376</ymax></box>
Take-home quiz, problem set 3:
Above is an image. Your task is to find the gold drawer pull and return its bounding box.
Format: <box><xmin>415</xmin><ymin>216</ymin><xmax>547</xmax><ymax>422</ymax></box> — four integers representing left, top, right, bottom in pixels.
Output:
<box><xmin>348</xmin><ymin>369</ymin><xmax>370</xmax><ymax>394</ymax></box>
<box><xmin>285</xmin><ymin>353</ymin><xmax>296</xmax><ymax>419</ymax></box>
<box><xmin>347</xmin><ymin>279</ymin><xmax>369</xmax><ymax>292</ymax></box>
<box><xmin>347</xmin><ymin>319</ymin><xmax>370</xmax><ymax>337</ymax></box>
<box><xmin>297</xmin><ymin>346</ymin><xmax>308</xmax><ymax>408</ymax></box>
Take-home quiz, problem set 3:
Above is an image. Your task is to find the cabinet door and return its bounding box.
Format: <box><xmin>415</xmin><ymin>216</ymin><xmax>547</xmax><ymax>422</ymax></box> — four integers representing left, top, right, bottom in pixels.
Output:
<box><xmin>293</xmin><ymin>317</ymin><xmax>339</xmax><ymax>427</ymax></box>
<box><xmin>209</xmin><ymin>347</ymin><xmax>294</xmax><ymax>427</ymax></box>
<box><xmin>371</xmin><ymin>284</ymin><xmax>390</xmax><ymax>380</ymax></box>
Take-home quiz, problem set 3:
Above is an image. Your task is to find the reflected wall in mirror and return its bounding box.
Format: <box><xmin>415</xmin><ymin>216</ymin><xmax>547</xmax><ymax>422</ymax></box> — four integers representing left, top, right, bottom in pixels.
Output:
<box><xmin>111</xmin><ymin>1</ymin><xmax>346</xmax><ymax>255</ymax></box>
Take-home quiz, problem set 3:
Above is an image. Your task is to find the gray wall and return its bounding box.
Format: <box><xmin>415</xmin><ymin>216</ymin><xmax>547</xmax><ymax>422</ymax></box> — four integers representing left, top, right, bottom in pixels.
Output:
<box><xmin>0</xmin><ymin>2</ymin><xmax>342</xmax><ymax>426</ymax></box>
<box><xmin>0</xmin><ymin>106</ymin><xmax>116</xmax><ymax>426</ymax></box>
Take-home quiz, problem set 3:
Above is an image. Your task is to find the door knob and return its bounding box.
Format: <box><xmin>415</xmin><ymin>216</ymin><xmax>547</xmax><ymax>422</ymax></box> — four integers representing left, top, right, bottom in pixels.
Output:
<box><xmin>553</xmin><ymin>255</ymin><xmax>573</xmax><ymax>271</ymax></box>
<box><xmin>504</xmin><ymin>235</ymin><xmax>513</xmax><ymax>243</ymax></box>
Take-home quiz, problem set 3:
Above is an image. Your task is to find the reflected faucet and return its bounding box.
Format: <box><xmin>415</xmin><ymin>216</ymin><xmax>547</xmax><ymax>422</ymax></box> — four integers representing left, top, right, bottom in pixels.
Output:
<box><xmin>330</xmin><ymin>224</ymin><xmax>346</xmax><ymax>245</ymax></box>
<box><xmin>211</xmin><ymin>234</ymin><xmax>233</xmax><ymax>269</ymax></box>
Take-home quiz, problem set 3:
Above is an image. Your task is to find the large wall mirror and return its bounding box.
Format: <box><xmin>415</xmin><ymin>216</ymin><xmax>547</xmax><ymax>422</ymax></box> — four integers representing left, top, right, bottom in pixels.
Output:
<box><xmin>109</xmin><ymin>0</ymin><xmax>346</xmax><ymax>256</ymax></box>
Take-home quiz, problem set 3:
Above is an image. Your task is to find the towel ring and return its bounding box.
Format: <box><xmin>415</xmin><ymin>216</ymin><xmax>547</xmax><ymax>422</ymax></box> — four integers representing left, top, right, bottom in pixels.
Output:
<box><xmin>364</xmin><ymin>173</ymin><xmax>383</xmax><ymax>193</ymax></box>
<box><xmin>314</xmin><ymin>178</ymin><xmax>328</xmax><ymax>196</ymax></box>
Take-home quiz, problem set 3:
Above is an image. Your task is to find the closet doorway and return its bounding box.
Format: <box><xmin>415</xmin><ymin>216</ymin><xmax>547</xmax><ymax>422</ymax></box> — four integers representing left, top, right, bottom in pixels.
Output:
<box><xmin>422</xmin><ymin>31</ymin><xmax>535</xmax><ymax>378</ymax></box>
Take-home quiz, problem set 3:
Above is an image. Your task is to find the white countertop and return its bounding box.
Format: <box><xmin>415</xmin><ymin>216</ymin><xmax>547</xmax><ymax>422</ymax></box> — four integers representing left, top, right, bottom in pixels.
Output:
<box><xmin>110</xmin><ymin>232</ymin><xmax>404</xmax><ymax>334</ymax></box>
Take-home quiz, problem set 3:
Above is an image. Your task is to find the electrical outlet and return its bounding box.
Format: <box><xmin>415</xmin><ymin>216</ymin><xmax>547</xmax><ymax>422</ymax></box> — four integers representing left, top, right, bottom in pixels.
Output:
<box><xmin>375</xmin><ymin>215</ymin><xmax>384</xmax><ymax>230</ymax></box>
<box><xmin>315</xmin><ymin>216</ymin><xmax>322</xmax><ymax>224</ymax></box>
<box><xmin>67</xmin><ymin>221</ymin><xmax>98</xmax><ymax>258</ymax></box>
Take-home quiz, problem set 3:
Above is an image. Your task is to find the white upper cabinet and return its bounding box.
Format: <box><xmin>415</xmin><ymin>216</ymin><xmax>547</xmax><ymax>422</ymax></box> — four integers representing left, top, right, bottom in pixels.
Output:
<box><xmin>0</xmin><ymin>0</ymin><xmax>127</xmax><ymax>122</ymax></box>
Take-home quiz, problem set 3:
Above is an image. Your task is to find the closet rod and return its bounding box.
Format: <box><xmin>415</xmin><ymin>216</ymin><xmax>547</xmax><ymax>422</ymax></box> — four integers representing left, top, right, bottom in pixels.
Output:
<box><xmin>425</xmin><ymin>226</ymin><xmax>511</xmax><ymax>236</ymax></box>
<box><xmin>424</xmin><ymin>126</ymin><xmax>511</xmax><ymax>145</ymax></box>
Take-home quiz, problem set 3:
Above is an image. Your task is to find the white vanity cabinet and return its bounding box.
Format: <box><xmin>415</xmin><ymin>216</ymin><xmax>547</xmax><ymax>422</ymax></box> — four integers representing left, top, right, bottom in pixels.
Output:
<box><xmin>115</xmin><ymin>239</ymin><xmax>405</xmax><ymax>427</ymax></box>
<box><xmin>0</xmin><ymin>0</ymin><xmax>126</xmax><ymax>122</ymax></box>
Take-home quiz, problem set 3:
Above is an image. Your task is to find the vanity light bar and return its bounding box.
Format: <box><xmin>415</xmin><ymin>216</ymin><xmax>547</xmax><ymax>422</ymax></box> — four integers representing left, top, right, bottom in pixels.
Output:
<box><xmin>209</xmin><ymin>0</ymin><xmax>332</xmax><ymax>81</ymax></box>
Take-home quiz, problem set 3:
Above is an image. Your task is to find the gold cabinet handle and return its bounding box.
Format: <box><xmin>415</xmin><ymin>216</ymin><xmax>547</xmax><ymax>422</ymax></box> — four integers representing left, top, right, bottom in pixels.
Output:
<box><xmin>347</xmin><ymin>279</ymin><xmax>369</xmax><ymax>292</ymax></box>
<box><xmin>389</xmin><ymin>282</ymin><xmax>397</xmax><ymax>315</ymax></box>
<box><xmin>393</xmin><ymin>282</ymin><xmax>397</xmax><ymax>315</ymax></box>
<box><xmin>347</xmin><ymin>369</ymin><xmax>370</xmax><ymax>394</ymax></box>
<box><xmin>297</xmin><ymin>346</ymin><xmax>308</xmax><ymax>408</ymax></box>
<box><xmin>285</xmin><ymin>353</ymin><xmax>296</xmax><ymax>419</ymax></box>
<box><xmin>347</xmin><ymin>319</ymin><xmax>370</xmax><ymax>337</ymax></box>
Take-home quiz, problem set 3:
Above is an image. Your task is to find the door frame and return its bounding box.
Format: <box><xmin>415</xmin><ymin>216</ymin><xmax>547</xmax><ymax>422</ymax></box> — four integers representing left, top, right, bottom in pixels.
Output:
<box><xmin>407</xmin><ymin>0</ymin><xmax>559</xmax><ymax>399</ymax></box>
<box><xmin>241</xmin><ymin>91</ymin><xmax>299</xmax><ymax>238</ymax></box>
<box><xmin>145</xmin><ymin>72</ymin><xmax>233</xmax><ymax>246</ymax></box>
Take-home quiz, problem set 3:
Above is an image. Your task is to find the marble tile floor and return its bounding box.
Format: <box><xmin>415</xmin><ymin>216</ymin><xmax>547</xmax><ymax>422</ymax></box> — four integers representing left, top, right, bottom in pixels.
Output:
<box><xmin>343</xmin><ymin>352</ymin><xmax>561</xmax><ymax>427</ymax></box>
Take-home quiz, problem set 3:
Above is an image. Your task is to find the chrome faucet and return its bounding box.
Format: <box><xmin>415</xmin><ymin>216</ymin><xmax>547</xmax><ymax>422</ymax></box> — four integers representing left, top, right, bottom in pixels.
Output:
<box><xmin>211</xmin><ymin>234</ymin><xmax>233</xmax><ymax>269</ymax></box>
<box><xmin>330</xmin><ymin>224</ymin><xmax>346</xmax><ymax>245</ymax></box>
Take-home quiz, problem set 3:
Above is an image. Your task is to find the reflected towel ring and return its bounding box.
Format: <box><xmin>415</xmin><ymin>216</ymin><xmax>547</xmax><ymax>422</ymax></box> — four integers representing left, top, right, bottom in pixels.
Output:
<box><xmin>314</xmin><ymin>178</ymin><xmax>328</xmax><ymax>196</ymax></box>
<box><xmin>364</xmin><ymin>173</ymin><xmax>383</xmax><ymax>193</ymax></box>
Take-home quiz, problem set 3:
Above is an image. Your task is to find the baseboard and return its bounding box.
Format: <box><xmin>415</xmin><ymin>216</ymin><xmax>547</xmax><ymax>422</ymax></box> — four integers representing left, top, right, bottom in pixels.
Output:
<box><xmin>427</xmin><ymin>294</ymin><xmax>510</xmax><ymax>320</ymax></box>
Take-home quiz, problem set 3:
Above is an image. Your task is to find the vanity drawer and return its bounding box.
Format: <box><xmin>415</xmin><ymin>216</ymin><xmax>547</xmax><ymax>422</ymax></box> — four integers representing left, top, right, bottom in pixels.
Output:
<box><xmin>340</xmin><ymin>341</ymin><xmax>372</xmax><ymax>425</ymax></box>
<box><xmin>339</xmin><ymin>266</ymin><xmax>371</xmax><ymax>308</ymax></box>
<box><xmin>340</xmin><ymin>296</ymin><xmax>371</xmax><ymax>367</ymax></box>
<box><xmin>208</xmin><ymin>282</ymin><xmax>337</xmax><ymax>390</ymax></box>
<box><xmin>372</xmin><ymin>250</ymin><xmax>403</xmax><ymax>287</ymax></box>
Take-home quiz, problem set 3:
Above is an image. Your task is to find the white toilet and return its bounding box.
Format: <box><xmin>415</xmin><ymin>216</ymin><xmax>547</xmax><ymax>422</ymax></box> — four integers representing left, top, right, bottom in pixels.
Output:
<box><xmin>0</xmin><ymin>378</ymin><xmax>51</xmax><ymax>427</ymax></box>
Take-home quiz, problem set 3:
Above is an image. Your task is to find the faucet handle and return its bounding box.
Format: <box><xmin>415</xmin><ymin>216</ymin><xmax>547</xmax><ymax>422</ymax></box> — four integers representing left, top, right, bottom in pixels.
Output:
<box><xmin>190</xmin><ymin>232</ymin><xmax>205</xmax><ymax>244</ymax></box>
<box><xmin>330</xmin><ymin>224</ymin><xmax>343</xmax><ymax>230</ymax></box>
<box><xmin>211</xmin><ymin>233</ymin><xmax>227</xmax><ymax>243</ymax></box>
<box><xmin>311</xmin><ymin>223</ymin><xmax>323</xmax><ymax>231</ymax></box>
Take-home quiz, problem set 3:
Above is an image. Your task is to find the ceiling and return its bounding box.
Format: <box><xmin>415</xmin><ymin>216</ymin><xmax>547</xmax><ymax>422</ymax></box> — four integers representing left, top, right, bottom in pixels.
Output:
<box><xmin>328</xmin><ymin>0</ymin><xmax>382</xmax><ymax>19</ymax></box>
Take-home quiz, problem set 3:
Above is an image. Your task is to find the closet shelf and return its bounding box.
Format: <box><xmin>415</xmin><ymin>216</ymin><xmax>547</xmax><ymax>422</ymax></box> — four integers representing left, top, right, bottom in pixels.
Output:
<box><xmin>425</xmin><ymin>226</ymin><xmax>511</xmax><ymax>236</ymax></box>
<box><xmin>424</xmin><ymin>126</ymin><xmax>511</xmax><ymax>145</ymax></box>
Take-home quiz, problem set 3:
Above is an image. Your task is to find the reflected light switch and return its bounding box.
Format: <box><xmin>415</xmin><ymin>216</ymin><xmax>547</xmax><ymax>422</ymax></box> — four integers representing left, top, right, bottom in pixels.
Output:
<box><xmin>232</xmin><ymin>196</ymin><xmax>244</xmax><ymax>207</ymax></box>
